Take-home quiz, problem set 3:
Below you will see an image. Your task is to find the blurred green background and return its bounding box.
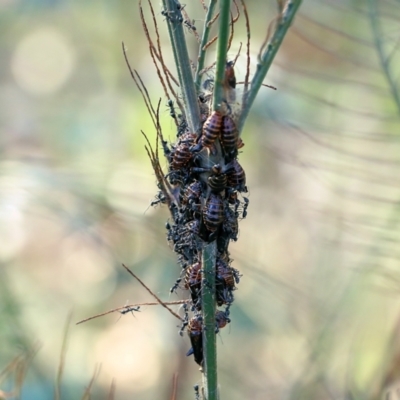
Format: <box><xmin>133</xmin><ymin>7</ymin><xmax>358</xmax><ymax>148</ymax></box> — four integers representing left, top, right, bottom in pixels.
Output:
<box><xmin>2</xmin><ymin>1</ymin><xmax>400</xmax><ymax>399</ymax></box>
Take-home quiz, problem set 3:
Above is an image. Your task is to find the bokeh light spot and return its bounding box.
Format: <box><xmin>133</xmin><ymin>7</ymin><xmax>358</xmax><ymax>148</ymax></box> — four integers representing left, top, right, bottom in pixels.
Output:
<box><xmin>11</xmin><ymin>27</ymin><xmax>76</xmax><ymax>95</ymax></box>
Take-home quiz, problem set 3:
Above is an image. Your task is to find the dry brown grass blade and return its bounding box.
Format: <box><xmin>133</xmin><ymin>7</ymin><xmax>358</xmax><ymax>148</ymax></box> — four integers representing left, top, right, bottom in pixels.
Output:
<box><xmin>140</xmin><ymin>103</ymin><xmax>176</xmax><ymax>207</ymax></box>
<box><xmin>3</xmin><ymin>345</ymin><xmax>40</xmax><ymax>400</ymax></box>
<box><xmin>169</xmin><ymin>373</ymin><xmax>179</xmax><ymax>400</ymax></box>
<box><xmin>236</xmin><ymin>81</ymin><xmax>276</xmax><ymax>90</ymax></box>
<box><xmin>198</xmin><ymin>0</ymin><xmax>207</xmax><ymax>11</ymax></box>
<box><xmin>239</xmin><ymin>0</ymin><xmax>251</xmax><ymax>98</ymax></box>
<box><xmin>134</xmin><ymin>70</ymin><xmax>159</xmax><ymax>120</ymax></box>
<box><xmin>0</xmin><ymin>355</ymin><xmax>24</xmax><ymax>383</ymax></box>
<box><xmin>232</xmin><ymin>0</ymin><xmax>240</xmax><ymax>23</ymax></box>
<box><xmin>227</xmin><ymin>12</ymin><xmax>235</xmax><ymax>52</ymax></box>
<box><xmin>14</xmin><ymin>362</ymin><xmax>26</xmax><ymax>400</ymax></box>
<box><xmin>139</xmin><ymin>1</ymin><xmax>171</xmax><ymax>101</ymax></box>
<box><xmin>107</xmin><ymin>379</ymin><xmax>116</xmax><ymax>400</ymax></box>
<box><xmin>232</xmin><ymin>42</ymin><xmax>242</xmax><ymax>65</ymax></box>
<box><xmin>81</xmin><ymin>364</ymin><xmax>101</xmax><ymax>400</ymax></box>
<box><xmin>200</xmin><ymin>9</ymin><xmax>220</xmax><ymax>53</ymax></box>
<box><xmin>122</xmin><ymin>42</ymin><xmax>158</xmax><ymax>128</ymax></box>
<box><xmin>141</xmin><ymin>129</ymin><xmax>179</xmax><ymax>209</ymax></box>
<box><xmin>203</xmin><ymin>35</ymin><xmax>218</xmax><ymax>52</ymax></box>
<box><xmin>55</xmin><ymin>312</ymin><xmax>73</xmax><ymax>400</ymax></box>
<box><xmin>198</xmin><ymin>62</ymin><xmax>217</xmax><ymax>77</ymax></box>
<box><xmin>208</xmin><ymin>10</ymin><xmax>220</xmax><ymax>26</ymax></box>
<box><xmin>122</xmin><ymin>264</ymin><xmax>183</xmax><ymax>321</ymax></box>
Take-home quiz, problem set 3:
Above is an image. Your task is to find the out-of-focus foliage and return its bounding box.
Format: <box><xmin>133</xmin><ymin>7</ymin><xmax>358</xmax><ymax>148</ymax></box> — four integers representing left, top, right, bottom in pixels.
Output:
<box><xmin>1</xmin><ymin>0</ymin><xmax>400</xmax><ymax>399</ymax></box>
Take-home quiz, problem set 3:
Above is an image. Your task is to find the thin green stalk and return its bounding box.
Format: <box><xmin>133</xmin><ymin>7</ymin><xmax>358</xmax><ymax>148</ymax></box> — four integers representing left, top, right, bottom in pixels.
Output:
<box><xmin>238</xmin><ymin>0</ymin><xmax>303</xmax><ymax>133</ymax></box>
<box><xmin>368</xmin><ymin>0</ymin><xmax>400</xmax><ymax>115</ymax></box>
<box><xmin>201</xmin><ymin>2</ymin><xmax>231</xmax><ymax>400</ymax></box>
<box><xmin>161</xmin><ymin>0</ymin><xmax>201</xmax><ymax>132</ymax></box>
<box><xmin>201</xmin><ymin>241</ymin><xmax>218</xmax><ymax>400</ymax></box>
<box><xmin>195</xmin><ymin>0</ymin><xmax>218</xmax><ymax>91</ymax></box>
<box><xmin>212</xmin><ymin>0</ymin><xmax>231</xmax><ymax>112</ymax></box>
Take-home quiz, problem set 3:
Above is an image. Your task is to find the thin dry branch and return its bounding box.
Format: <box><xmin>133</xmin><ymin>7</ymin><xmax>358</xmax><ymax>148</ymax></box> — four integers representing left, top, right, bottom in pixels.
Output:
<box><xmin>141</xmin><ymin>129</ymin><xmax>180</xmax><ymax>209</ymax></box>
<box><xmin>208</xmin><ymin>10</ymin><xmax>220</xmax><ymax>26</ymax></box>
<box><xmin>76</xmin><ymin>300</ymin><xmax>188</xmax><ymax>325</ymax></box>
<box><xmin>107</xmin><ymin>379</ymin><xmax>116</xmax><ymax>400</ymax></box>
<box><xmin>146</xmin><ymin>0</ymin><xmax>185</xmax><ymax>116</ymax></box>
<box><xmin>240</xmin><ymin>0</ymin><xmax>251</xmax><ymax>97</ymax></box>
<box><xmin>232</xmin><ymin>0</ymin><xmax>240</xmax><ymax>23</ymax></box>
<box><xmin>122</xmin><ymin>264</ymin><xmax>183</xmax><ymax>321</ymax></box>
<box><xmin>135</xmin><ymin>69</ymin><xmax>159</xmax><ymax>119</ymax></box>
<box><xmin>198</xmin><ymin>62</ymin><xmax>217</xmax><ymax>77</ymax></box>
<box><xmin>55</xmin><ymin>312</ymin><xmax>72</xmax><ymax>400</ymax></box>
<box><xmin>140</xmin><ymin>2</ymin><xmax>171</xmax><ymax>101</ymax></box>
<box><xmin>122</xmin><ymin>42</ymin><xmax>158</xmax><ymax>128</ymax></box>
<box><xmin>169</xmin><ymin>373</ymin><xmax>179</xmax><ymax>400</ymax></box>
<box><xmin>199</xmin><ymin>0</ymin><xmax>207</xmax><ymax>11</ymax></box>
<box><xmin>181</xmin><ymin>8</ymin><xmax>201</xmax><ymax>41</ymax></box>
<box><xmin>81</xmin><ymin>365</ymin><xmax>101</xmax><ymax>400</ymax></box>
<box><xmin>203</xmin><ymin>35</ymin><xmax>218</xmax><ymax>51</ymax></box>
<box><xmin>227</xmin><ymin>12</ymin><xmax>235</xmax><ymax>52</ymax></box>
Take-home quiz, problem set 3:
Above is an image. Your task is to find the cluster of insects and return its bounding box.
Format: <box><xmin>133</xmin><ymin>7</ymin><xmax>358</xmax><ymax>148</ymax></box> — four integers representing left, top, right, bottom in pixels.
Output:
<box><xmin>148</xmin><ymin>60</ymin><xmax>249</xmax><ymax>367</ymax></box>
<box><xmin>123</xmin><ymin>0</ymin><xmax>254</xmax><ymax>370</ymax></box>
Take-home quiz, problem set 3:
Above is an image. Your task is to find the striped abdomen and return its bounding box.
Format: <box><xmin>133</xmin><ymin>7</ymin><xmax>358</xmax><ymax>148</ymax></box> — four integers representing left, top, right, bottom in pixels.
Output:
<box><xmin>170</xmin><ymin>132</ymin><xmax>197</xmax><ymax>170</ymax></box>
<box><xmin>207</xmin><ymin>164</ymin><xmax>227</xmax><ymax>193</ymax></box>
<box><xmin>216</xmin><ymin>259</ymin><xmax>235</xmax><ymax>290</ymax></box>
<box><xmin>215</xmin><ymin>310</ymin><xmax>230</xmax><ymax>331</ymax></box>
<box><xmin>221</xmin><ymin>116</ymin><xmax>238</xmax><ymax>155</ymax></box>
<box><xmin>203</xmin><ymin>193</ymin><xmax>224</xmax><ymax>232</ymax></box>
<box><xmin>222</xmin><ymin>206</ymin><xmax>238</xmax><ymax>240</ymax></box>
<box><xmin>184</xmin><ymin>262</ymin><xmax>202</xmax><ymax>291</ymax></box>
<box><xmin>187</xmin><ymin>316</ymin><xmax>203</xmax><ymax>366</ymax></box>
<box><xmin>181</xmin><ymin>180</ymin><xmax>202</xmax><ymax>206</ymax></box>
<box><xmin>201</xmin><ymin>111</ymin><xmax>223</xmax><ymax>148</ymax></box>
<box><xmin>225</xmin><ymin>159</ymin><xmax>246</xmax><ymax>192</ymax></box>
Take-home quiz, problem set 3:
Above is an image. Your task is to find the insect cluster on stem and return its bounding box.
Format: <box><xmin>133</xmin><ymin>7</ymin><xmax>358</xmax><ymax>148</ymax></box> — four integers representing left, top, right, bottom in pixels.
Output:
<box><xmin>153</xmin><ymin>60</ymin><xmax>248</xmax><ymax>367</ymax></box>
<box><xmin>125</xmin><ymin>0</ymin><xmax>256</xmax><ymax>370</ymax></box>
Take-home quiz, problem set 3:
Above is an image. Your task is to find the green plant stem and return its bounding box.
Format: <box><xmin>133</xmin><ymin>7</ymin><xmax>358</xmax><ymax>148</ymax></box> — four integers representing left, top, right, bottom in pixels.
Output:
<box><xmin>212</xmin><ymin>0</ymin><xmax>231</xmax><ymax>112</ymax></box>
<box><xmin>195</xmin><ymin>0</ymin><xmax>218</xmax><ymax>91</ymax></box>
<box><xmin>162</xmin><ymin>0</ymin><xmax>201</xmax><ymax>132</ymax></box>
<box><xmin>201</xmin><ymin>241</ymin><xmax>218</xmax><ymax>400</ymax></box>
<box><xmin>201</xmin><ymin>2</ymin><xmax>231</xmax><ymax>400</ymax></box>
<box><xmin>237</xmin><ymin>0</ymin><xmax>303</xmax><ymax>133</ymax></box>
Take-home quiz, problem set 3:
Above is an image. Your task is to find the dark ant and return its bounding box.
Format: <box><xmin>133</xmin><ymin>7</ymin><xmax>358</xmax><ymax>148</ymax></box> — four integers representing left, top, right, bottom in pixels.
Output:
<box><xmin>179</xmin><ymin>302</ymin><xmax>190</xmax><ymax>336</ymax></box>
<box><xmin>184</xmin><ymin>19</ymin><xmax>196</xmax><ymax>32</ymax></box>
<box><xmin>194</xmin><ymin>384</ymin><xmax>200</xmax><ymax>400</ymax></box>
<box><xmin>151</xmin><ymin>190</ymin><xmax>167</xmax><ymax>207</ymax></box>
<box><xmin>167</xmin><ymin>99</ymin><xmax>176</xmax><ymax>120</ymax></box>
<box><xmin>120</xmin><ymin>305</ymin><xmax>141</xmax><ymax>315</ymax></box>
<box><xmin>203</xmin><ymin>192</ymin><xmax>224</xmax><ymax>234</ymax></box>
<box><xmin>215</xmin><ymin>310</ymin><xmax>230</xmax><ymax>334</ymax></box>
<box><xmin>186</xmin><ymin>314</ymin><xmax>203</xmax><ymax>365</ymax></box>
<box><xmin>242</xmin><ymin>196</ymin><xmax>249</xmax><ymax>218</ymax></box>
<box><xmin>170</xmin><ymin>277</ymin><xmax>182</xmax><ymax>293</ymax></box>
<box><xmin>161</xmin><ymin>7</ymin><xmax>183</xmax><ymax>24</ymax></box>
